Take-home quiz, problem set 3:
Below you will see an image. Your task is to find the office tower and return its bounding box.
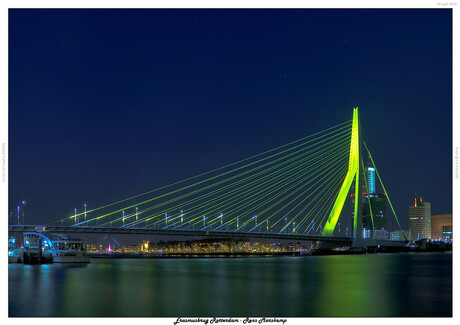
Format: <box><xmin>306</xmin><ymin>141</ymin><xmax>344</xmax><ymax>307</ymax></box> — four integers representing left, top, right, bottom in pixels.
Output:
<box><xmin>367</xmin><ymin>166</ymin><xmax>375</xmax><ymax>194</ymax></box>
<box><xmin>362</xmin><ymin>193</ymin><xmax>387</xmax><ymax>238</ymax></box>
<box><xmin>351</xmin><ymin>162</ymin><xmax>387</xmax><ymax>239</ymax></box>
<box><xmin>409</xmin><ymin>196</ymin><xmax>431</xmax><ymax>240</ymax></box>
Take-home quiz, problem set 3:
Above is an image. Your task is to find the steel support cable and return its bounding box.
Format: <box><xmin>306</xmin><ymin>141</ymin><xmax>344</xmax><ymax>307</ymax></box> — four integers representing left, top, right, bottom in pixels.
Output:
<box><xmin>159</xmin><ymin>146</ymin><xmax>343</xmax><ymax>230</ymax></box>
<box><xmin>173</xmin><ymin>135</ymin><xmax>352</xmax><ymax>229</ymax></box>
<box><xmin>301</xmin><ymin>172</ymin><xmax>350</xmax><ymax>236</ymax></box>
<box><xmin>312</xmin><ymin>159</ymin><xmax>359</xmax><ymax>234</ymax></box>
<box><xmin>240</xmin><ymin>150</ymin><xmax>350</xmax><ymax>231</ymax></box>
<box><xmin>276</xmin><ymin>156</ymin><xmax>350</xmax><ymax>233</ymax></box>
<box><xmin>193</xmin><ymin>140</ymin><xmax>352</xmax><ymax>230</ymax></box>
<box><xmin>142</xmin><ymin>132</ymin><xmax>352</xmax><ymax>223</ymax></box>
<box><xmin>190</xmin><ymin>149</ymin><xmax>349</xmax><ymax>231</ymax></box>
<box><xmin>266</xmin><ymin>159</ymin><xmax>348</xmax><ymax>233</ymax></box>
<box><xmin>309</xmin><ymin>167</ymin><xmax>350</xmax><ymax>233</ymax></box>
<box><xmin>50</xmin><ymin>121</ymin><xmax>351</xmax><ymax>225</ymax></box>
<box><xmin>77</xmin><ymin>124</ymin><xmax>352</xmax><ymax>227</ymax></box>
<box><xmin>240</xmin><ymin>145</ymin><xmax>351</xmax><ymax>232</ymax></box>
<box><xmin>302</xmin><ymin>170</ymin><xmax>348</xmax><ymax>234</ymax></box>
<box><xmin>147</xmin><ymin>144</ymin><xmax>348</xmax><ymax>231</ymax></box>
<box><xmin>285</xmin><ymin>171</ymin><xmax>345</xmax><ymax>234</ymax></box>
<box><xmin>262</xmin><ymin>151</ymin><xmax>350</xmax><ymax>231</ymax></box>
<box><xmin>99</xmin><ymin>134</ymin><xmax>350</xmax><ymax>228</ymax></box>
<box><xmin>311</xmin><ymin>158</ymin><xmax>350</xmax><ymax>224</ymax></box>
<box><xmin>363</xmin><ymin>141</ymin><xmax>406</xmax><ymax>239</ymax></box>
<box><xmin>101</xmin><ymin>125</ymin><xmax>353</xmax><ymax>222</ymax></box>
<box><xmin>292</xmin><ymin>160</ymin><xmax>349</xmax><ymax>232</ymax></box>
<box><xmin>84</xmin><ymin>127</ymin><xmax>352</xmax><ymax>226</ymax></box>
<box><xmin>293</xmin><ymin>167</ymin><xmax>347</xmax><ymax>232</ymax></box>
<box><xmin>241</xmin><ymin>149</ymin><xmax>351</xmax><ymax>232</ymax></box>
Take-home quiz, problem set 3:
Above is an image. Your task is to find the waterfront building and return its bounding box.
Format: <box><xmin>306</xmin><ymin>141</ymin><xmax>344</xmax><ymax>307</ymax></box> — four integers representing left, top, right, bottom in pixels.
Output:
<box><xmin>142</xmin><ymin>240</ymin><xmax>150</xmax><ymax>251</ymax></box>
<box><xmin>409</xmin><ymin>196</ymin><xmax>431</xmax><ymax>240</ymax></box>
<box><xmin>373</xmin><ymin>229</ymin><xmax>388</xmax><ymax>240</ymax></box>
<box><xmin>390</xmin><ymin>230</ymin><xmax>411</xmax><ymax>241</ymax></box>
<box><xmin>431</xmin><ymin>213</ymin><xmax>452</xmax><ymax>241</ymax></box>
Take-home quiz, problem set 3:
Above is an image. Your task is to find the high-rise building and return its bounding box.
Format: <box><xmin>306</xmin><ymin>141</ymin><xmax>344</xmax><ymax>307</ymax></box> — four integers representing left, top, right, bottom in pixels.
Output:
<box><xmin>362</xmin><ymin>193</ymin><xmax>386</xmax><ymax>228</ymax></box>
<box><xmin>409</xmin><ymin>196</ymin><xmax>431</xmax><ymax>240</ymax></box>
<box><xmin>431</xmin><ymin>214</ymin><xmax>452</xmax><ymax>241</ymax></box>
<box><xmin>367</xmin><ymin>166</ymin><xmax>376</xmax><ymax>194</ymax></box>
<box><xmin>351</xmin><ymin>163</ymin><xmax>387</xmax><ymax>239</ymax></box>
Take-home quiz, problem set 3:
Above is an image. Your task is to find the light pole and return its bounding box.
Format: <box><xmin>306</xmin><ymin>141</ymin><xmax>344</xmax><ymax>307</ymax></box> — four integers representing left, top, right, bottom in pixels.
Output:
<box><xmin>21</xmin><ymin>201</ymin><xmax>26</xmax><ymax>225</ymax></box>
<box><xmin>84</xmin><ymin>204</ymin><xmax>87</xmax><ymax>222</ymax></box>
<box><xmin>74</xmin><ymin>208</ymin><xmax>77</xmax><ymax>225</ymax></box>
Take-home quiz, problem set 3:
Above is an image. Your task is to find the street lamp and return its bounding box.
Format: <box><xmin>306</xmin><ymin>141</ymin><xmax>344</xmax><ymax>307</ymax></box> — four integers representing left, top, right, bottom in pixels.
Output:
<box><xmin>21</xmin><ymin>201</ymin><xmax>26</xmax><ymax>225</ymax></box>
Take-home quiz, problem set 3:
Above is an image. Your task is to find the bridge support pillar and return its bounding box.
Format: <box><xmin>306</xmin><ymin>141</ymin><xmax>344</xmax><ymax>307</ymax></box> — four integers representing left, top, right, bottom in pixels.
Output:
<box><xmin>352</xmin><ymin>109</ymin><xmax>364</xmax><ymax>248</ymax></box>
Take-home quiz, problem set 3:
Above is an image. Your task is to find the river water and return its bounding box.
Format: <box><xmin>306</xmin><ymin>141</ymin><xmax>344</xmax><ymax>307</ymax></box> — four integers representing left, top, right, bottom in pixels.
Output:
<box><xmin>8</xmin><ymin>252</ymin><xmax>452</xmax><ymax>317</ymax></box>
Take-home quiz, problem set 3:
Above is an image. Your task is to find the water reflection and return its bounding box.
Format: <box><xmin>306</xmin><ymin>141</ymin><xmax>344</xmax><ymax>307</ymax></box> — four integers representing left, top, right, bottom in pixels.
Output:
<box><xmin>9</xmin><ymin>253</ymin><xmax>451</xmax><ymax>317</ymax></box>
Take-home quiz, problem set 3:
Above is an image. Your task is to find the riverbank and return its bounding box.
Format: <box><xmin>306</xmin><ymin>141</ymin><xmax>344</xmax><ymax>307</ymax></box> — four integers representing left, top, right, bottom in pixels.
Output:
<box><xmin>88</xmin><ymin>251</ymin><xmax>307</xmax><ymax>258</ymax></box>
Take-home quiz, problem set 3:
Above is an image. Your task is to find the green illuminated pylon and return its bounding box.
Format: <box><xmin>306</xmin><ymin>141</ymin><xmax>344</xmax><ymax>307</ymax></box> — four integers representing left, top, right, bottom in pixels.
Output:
<box><xmin>322</xmin><ymin>107</ymin><xmax>362</xmax><ymax>242</ymax></box>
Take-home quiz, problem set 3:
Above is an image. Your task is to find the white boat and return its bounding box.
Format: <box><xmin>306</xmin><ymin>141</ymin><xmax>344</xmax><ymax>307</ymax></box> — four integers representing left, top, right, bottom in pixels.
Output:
<box><xmin>48</xmin><ymin>234</ymin><xmax>90</xmax><ymax>263</ymax></box>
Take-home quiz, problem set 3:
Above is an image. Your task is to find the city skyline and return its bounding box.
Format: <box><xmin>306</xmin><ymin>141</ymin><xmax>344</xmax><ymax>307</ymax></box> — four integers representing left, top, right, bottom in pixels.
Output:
<box><xmin>8</xmin><ymin>9</ymin><xmax>453</xmax><ymax>230</ymax></box>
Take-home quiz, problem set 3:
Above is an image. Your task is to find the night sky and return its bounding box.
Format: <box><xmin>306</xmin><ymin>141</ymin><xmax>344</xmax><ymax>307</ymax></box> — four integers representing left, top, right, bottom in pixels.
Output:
<box><xmin>8</xmin><ymin>9</ymin><xmax>452</xmax><ymax>230</ymax></box>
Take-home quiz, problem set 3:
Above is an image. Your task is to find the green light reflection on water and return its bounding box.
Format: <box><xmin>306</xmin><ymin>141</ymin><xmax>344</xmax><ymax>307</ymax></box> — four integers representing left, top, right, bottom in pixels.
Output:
<box><xmin>314</xmin><ymin>255</ymin><xmax>392</xmax><ymax>317</ymax></box>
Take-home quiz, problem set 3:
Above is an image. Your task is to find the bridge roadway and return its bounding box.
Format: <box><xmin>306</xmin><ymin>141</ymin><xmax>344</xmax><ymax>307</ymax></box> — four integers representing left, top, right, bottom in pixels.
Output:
<box><xmin>8</xmin><ymin>225</ymin><xmax>353</xmax><ymax>243</ymax></box>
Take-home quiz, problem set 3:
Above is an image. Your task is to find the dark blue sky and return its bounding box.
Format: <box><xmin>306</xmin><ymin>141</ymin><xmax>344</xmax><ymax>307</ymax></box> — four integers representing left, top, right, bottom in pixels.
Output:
<box><xmin>9</xmin><ymin>9</ymin><xmax>452</xmax><ymax>230</ymax></box>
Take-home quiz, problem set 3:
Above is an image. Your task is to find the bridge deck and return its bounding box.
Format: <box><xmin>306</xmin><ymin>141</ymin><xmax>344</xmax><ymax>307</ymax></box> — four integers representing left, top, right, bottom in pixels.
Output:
<box><xmin>8</xmin><ymin>225</ymin><xmax>353</xmax><ymax>243</ymax></box>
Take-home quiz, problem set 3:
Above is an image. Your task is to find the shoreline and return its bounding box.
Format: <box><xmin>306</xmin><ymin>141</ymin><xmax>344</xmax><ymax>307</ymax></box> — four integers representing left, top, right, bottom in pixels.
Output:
<box><xmin>88</xmin><ymin>251</ymin><xmax>306</xmax><ymax>258</ymax></box>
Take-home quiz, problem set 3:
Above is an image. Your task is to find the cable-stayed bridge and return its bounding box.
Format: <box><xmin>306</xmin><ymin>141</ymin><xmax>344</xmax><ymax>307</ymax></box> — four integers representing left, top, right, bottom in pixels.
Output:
<box><xmin>9</xmin><ymin>107</ymin><xmax>407</xmax><ymax>248</ymax></box>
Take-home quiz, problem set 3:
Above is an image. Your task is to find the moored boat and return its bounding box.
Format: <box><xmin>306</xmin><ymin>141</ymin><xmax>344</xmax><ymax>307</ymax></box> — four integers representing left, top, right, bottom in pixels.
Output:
<box><xmin>48</xmin><ymin>234</ymin><xmax>90</xmax><ymax>263</ymax></box>
<box><xmin>21</xmin><ymin>232</ymin><xmax>90</xmax><ymax>264</ymax></box>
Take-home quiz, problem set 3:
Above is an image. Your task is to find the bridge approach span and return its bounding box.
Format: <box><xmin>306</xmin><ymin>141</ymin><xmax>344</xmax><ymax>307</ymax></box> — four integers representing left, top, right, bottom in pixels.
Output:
<box><xmin>9</xmin><ymin>225</ymin><xmax>353</xmax><ymax>243</ymax></box>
